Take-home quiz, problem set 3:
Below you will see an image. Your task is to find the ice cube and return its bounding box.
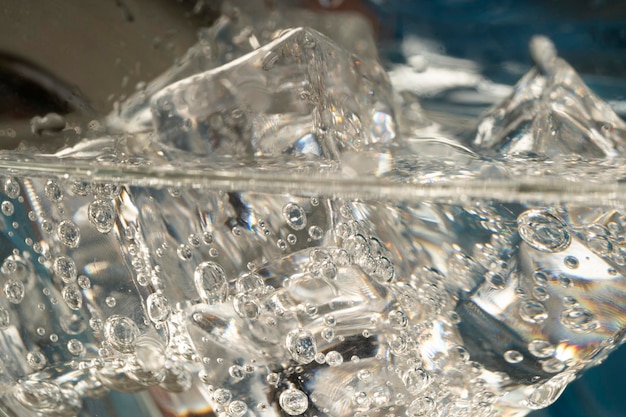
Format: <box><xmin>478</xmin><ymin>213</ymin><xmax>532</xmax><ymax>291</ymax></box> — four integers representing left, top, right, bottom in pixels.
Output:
<box><xmin>473</xmin><ymin>36</ymin><xmax>626</xmax><ymax>158</ymax></box>
<box><xmin>109</xmin><ymin>7</ymin><xmax>378</xmax><ymax>134</ymax></box>
<box><xmin>150</xmin><ymin>27</ymin><xmax>395</xmax><ymax>161</ymax></box>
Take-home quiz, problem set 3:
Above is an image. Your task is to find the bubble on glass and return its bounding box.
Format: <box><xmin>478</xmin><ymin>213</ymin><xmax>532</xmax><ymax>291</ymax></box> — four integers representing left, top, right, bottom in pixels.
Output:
<box><xmin>504</xmin><ymin>350</ymin><xmax>524</xmax><ymax>364</ymax></box>
<box><xmin>528</xmin><ymin>339</ymin><xmax>556</xmax><ymax>358</ymax></box>
<box><xmin>286</xmin><ymin>328</ymin><xmax>317</xmax><ymax>364</ymax></box>
<box><xmin>279</xmin><ymin>388</ymin><xmax>308</xmax><ymax>415</ymax></box>
<box><xmin>517</xmin><ymin>209</ymin><xmax>570</xmax><ymax>252</ymax></box>
<box><xmin>62</xmin><ymin>284</ymin><xmax>83</xmax><ymax>310</ymax></box>
<box><xmin>57</xmin><ymin>220</ymin><xmax>80</xmax><ymax>248</ymax></box>
<box><xmin>283</xmin><ymin>203</ymin><xmax>307</xmax><ymax>230</ymax></box>
<box><xmin>88</xmin><ymin>200</ymin><xmax>116</xmax><ymax>233</ymax></box>
<box><xmin>4</xmin><ymin>279</ymin><xmax>25</xmax><ymax>303</ymax></box>
<box><xmin>44</xmin><ymin>180</ymin><xmax>64</xmax><ymax>202</ymax></box>
<box><xmin>146</xmin><ymin>293</ymin><xmax>170</xmax><ymax>322</ymax></box>
<box><xmin>194</xmin><ymin>261</ymin><xmax>228</xmax><ymax>305</ymax></box>
<box><xmin>1</xmin><ymin>201</ymin><xmax>14</xmax><ymax>216</ymax></box>
<box><xmin>104</xmin><ymin>315</ymin><xmax>140</xmax><ymax>353</ymax></box>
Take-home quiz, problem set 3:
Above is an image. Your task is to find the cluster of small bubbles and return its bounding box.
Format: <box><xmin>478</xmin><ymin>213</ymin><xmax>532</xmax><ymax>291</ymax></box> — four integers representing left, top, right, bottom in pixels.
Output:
<box><xmin>1</xmin><ymin>200</ymin><xmax>14</xmax><ymax>216</ymax></box>
<box><xmin>528</xmin><ymin>340</ymin><xmax>556</xmax><ymax>358</ymax></box>
<box><xmin>325</xmin><ymin>350</ymin><xmax>343</xmax><ymax>366</ymax></box>
<box><xmin>71</xmin><ymin>181</ymin><xmax>91</xmax><ymax>196</ymax></box>
<box><xmin>283</xmin><ymin>203</ymin><xmax>307</xmax><ymax>230</ymax></box>
<box><xmin>517</xmin><ymin>209</ymin><xmax>571</xmax><ymax>252</ymax></box>
<box><xmin>519</xmin><ymin>300</ymin><xmax>548</xmax><ymax>324</ymax></box>
<box><xmin>62</xmin><ymin>284</ymin><xmax>83</xmax><ymax>310</ymax></box>
<box><xmin>57</xmin><ymin>220</ymin><xmax>80</xmax><ymax>248</ymax></box>
<box><xmin>561</xmin><ymin>307</ymin><xmax>598</xmax><ymax>333</ymax></box>
<box><xmin>0</xmin><ymin>306</ymin><xmax>10</xmax><ymax>329</ymax></box>
<box><xmin>4</xmin><ymin>279</ymin><xmax>25</xmax><ymax>303</ymax></box>
<box><xmin>4</xmin><ymin>177</ymin><xmax>20</xmax><ymax>198</ymax></box>
<box><xmin>67</xmin><ymin>339</ymin><xmax>85</xmax><ymax>355</ymax></box>
<box><xmin>504</xmin><ymin>350</ymin><xmax>524</xmax><ymax>364</ymax></box>
<box><xmin>194</xmin><ymin>261</ymin><xmax>228</xmax><ymax>305</ymax></box>
<box><xmin>177</xmin><ymin>244</ymin><xmax>193</xmax><ymax>261</ymax></box>
<box><xmin>94</xmin><ymin>183</ymin><xmax>121</xmax><ymax>200</ymax></box>
<box><xmin>26</xmin><ymin>350</ymin><xmax>48</xmax><ymax>371</ymax></box>
<box><xmin>286</xmin><ymin>328</ymin><xmax>317</xmax><ymax>364</ymax></box>
<box><xmin>279</xmin><ymin>388</ymin><xmax>309</xmax><ymax>415</ymax></box>
<box><xmin>88</xmin><ymin>200</ymin><xmax>116</xmax><ymax>233</ymax></box>
<box><xmin>44</xmin><ymin>180</ymin><xmax>64</xmax><ymax>202</ymax></box>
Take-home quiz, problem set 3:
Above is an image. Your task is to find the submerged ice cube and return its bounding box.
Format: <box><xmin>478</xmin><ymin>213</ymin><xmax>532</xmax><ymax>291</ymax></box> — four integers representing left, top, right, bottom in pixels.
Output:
<box><xmin>473</xmin><ymin>36</ymin><xmax>626</xmax><ymax>158</ymax></box>
<box><xmin>150</xmin><ymin>27</ymin><xmax>395</xmax><ymax>161</ymax></box>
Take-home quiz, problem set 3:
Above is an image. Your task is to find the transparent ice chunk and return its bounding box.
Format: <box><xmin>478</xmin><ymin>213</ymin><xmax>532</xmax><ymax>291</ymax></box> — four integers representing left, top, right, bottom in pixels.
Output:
<box><xmin>473</xmin><ymin>36</ymin><xmax>626</xmax><ymax>158</ymax></box>
<box><xmin>149</xmin><ymin>27</ymin><xmax>395</xmax><ymax>161</ymax></box>
<box><xmin>110</xmin><ymin>8</ymin><xmax>378</xmax><ymax>134</ymax></box>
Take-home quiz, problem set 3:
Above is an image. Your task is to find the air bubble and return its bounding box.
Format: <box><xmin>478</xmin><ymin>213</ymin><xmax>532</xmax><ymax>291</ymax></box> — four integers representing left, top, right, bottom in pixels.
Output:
<box><xmin>194</xmin><ymin>261</ymin><xmax>228</xmax><ymax>305</ymax></box>
<box><xmin>88</xmin><ymin>200</ymin><xmax>116</xmax><ymax>233</ymax></box>
<box><xmin>517</xmin><ymin>209</ymin><xmax>570</xmax><ymax>252</ymax></box>
<box><xmin>62</xmin><ymin>284</ymin><xmax>83</xmax><ymax>310</ymax></box>
<box><xmin>541</xmin><ymin>358</ymin><xmax>565</xmax><ymax>373</ymax></box>
<box><xmin>233</xmin><ymin>294</ymin><xmax>261</xmax><ymax>320</ymax></box>
<box><xmin>146</xmin><ymin>293</ymin><xmax>170</xmax><ymax>322</ymax></box>
<box><xmin>104</xmin><ymin>315</ymin><xmax>140</xmax><ymax>352</ymax></box>
<box><xmin>1</xmin><ymin>201</ymin><xmax>14</xmax><ymax>216</ymax></box>
<box><xmin>27</xmin><ymin>351</ymin><xmax>48</xmax><ymax>371</ymax></box>
<box><xmin>105</xmin><ymin>296</ymin><xmax>117</xmax><ymax>308</ymax></box>
<box><xmin>561</xmin><ymin>307</ymin><xmax>597</xmax><ymax>333</ymax></box>
<box><xmin>528</xmin><ymin>339</ymin><xmax>555</xmax><ymax>358</ymax></box>
<box><xmin>563</xmin><ymin>256</ymin><xmax>579</xmax><ymax>269</ymax></box>
<box><xmin>4</xmin><ymin>279</ymin><xmax>25</xmax><ymax>303</ymax></box>
<box><xmin>177</xmin><ymin>244</ymin><xmax>193</xmax><ymax>261</ymax></box>
<box><xmin>519</xmin><ymin>300</ymin><xmax>548</xmax><ymax>324</ymax></box>
<box><xmin>4</xmin><ymin>177</ymin><xmax>20</xmax><ymax>198</ymax></box>
<box><xmin>402</xmin><ymin>368</ymin><xmax>431</xmax><ymax>394</ymax></box>
<box><xmin>325</xmin><ymin>351</ymin><xmax>343</xmax><ymax>367</ymax></box>
<box><xmin>44</xmin><ymin>180</ymin><xmax>64</xmax><ymax>202</ymax></box>
<box><xmin>279</xmin><ymin>388</ymin><xmax>308</xmax><ymax>415</ymax></box>
<box><xmin>57</xmin><ymin>220</ymin><xmax>80</xmax><ymax>248</ymax></box>
<box><xmin>235</xmin><ymin>272</ymin><xmax>264</xmax><ymax>295</ymax></box>
<box><xmin>213</xmin><ymin>388</ymin><xmax>232</xmax><ymax>405</ymax></box>
<box><xmin>283</xmin><ymin>203</ymin><xmax>307</xmax><ymax>230</ymax></box>
<box><xmin>504</xmin><ymin>350</ymin><xmax>523</xmax><ymax>363</ymax></box>
<box><xmin>286</xmin><ymin>328</ymin><xmax>317</xmax><ymax>364</ymax></box>
<box><xmin>229</xmin><ymin>400</ymin><xmax>248</xmax><ymax>417</ymax></box>
<box><xmin>277</xmin><ymin>239</ymin><xmax>287</xmax><ymax>250</ymax></box>
<box><xmin>67</xmin><ymin>339</ymin><xmax>84</xmax><ymax>355</ymax></box>
<box><xmin>308</xmin><ymin>225</ymin><xmax>324</xmax><ymax>240</ymax></box>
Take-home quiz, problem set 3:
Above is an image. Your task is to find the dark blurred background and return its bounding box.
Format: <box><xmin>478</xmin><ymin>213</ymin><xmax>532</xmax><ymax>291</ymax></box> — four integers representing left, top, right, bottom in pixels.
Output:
<box><xmin>1</xmin><ymin>1</ymin><xmax>625</xmax><ymax>415</ymax></box>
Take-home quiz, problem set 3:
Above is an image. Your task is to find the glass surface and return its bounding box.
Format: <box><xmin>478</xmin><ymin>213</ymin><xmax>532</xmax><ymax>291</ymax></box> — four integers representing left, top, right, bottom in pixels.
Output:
<box><xmin>0</xmin><ymin>1</ymin><xmax>626</xmax><ymax>417</ymax></box>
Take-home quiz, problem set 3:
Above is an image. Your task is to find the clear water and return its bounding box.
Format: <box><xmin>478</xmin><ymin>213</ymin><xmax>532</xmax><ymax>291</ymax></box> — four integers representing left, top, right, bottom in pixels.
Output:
<box><xmin>1</xmin><ymin>4</ymin><xmax>626</xmax><ymax>417</ymax></box>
